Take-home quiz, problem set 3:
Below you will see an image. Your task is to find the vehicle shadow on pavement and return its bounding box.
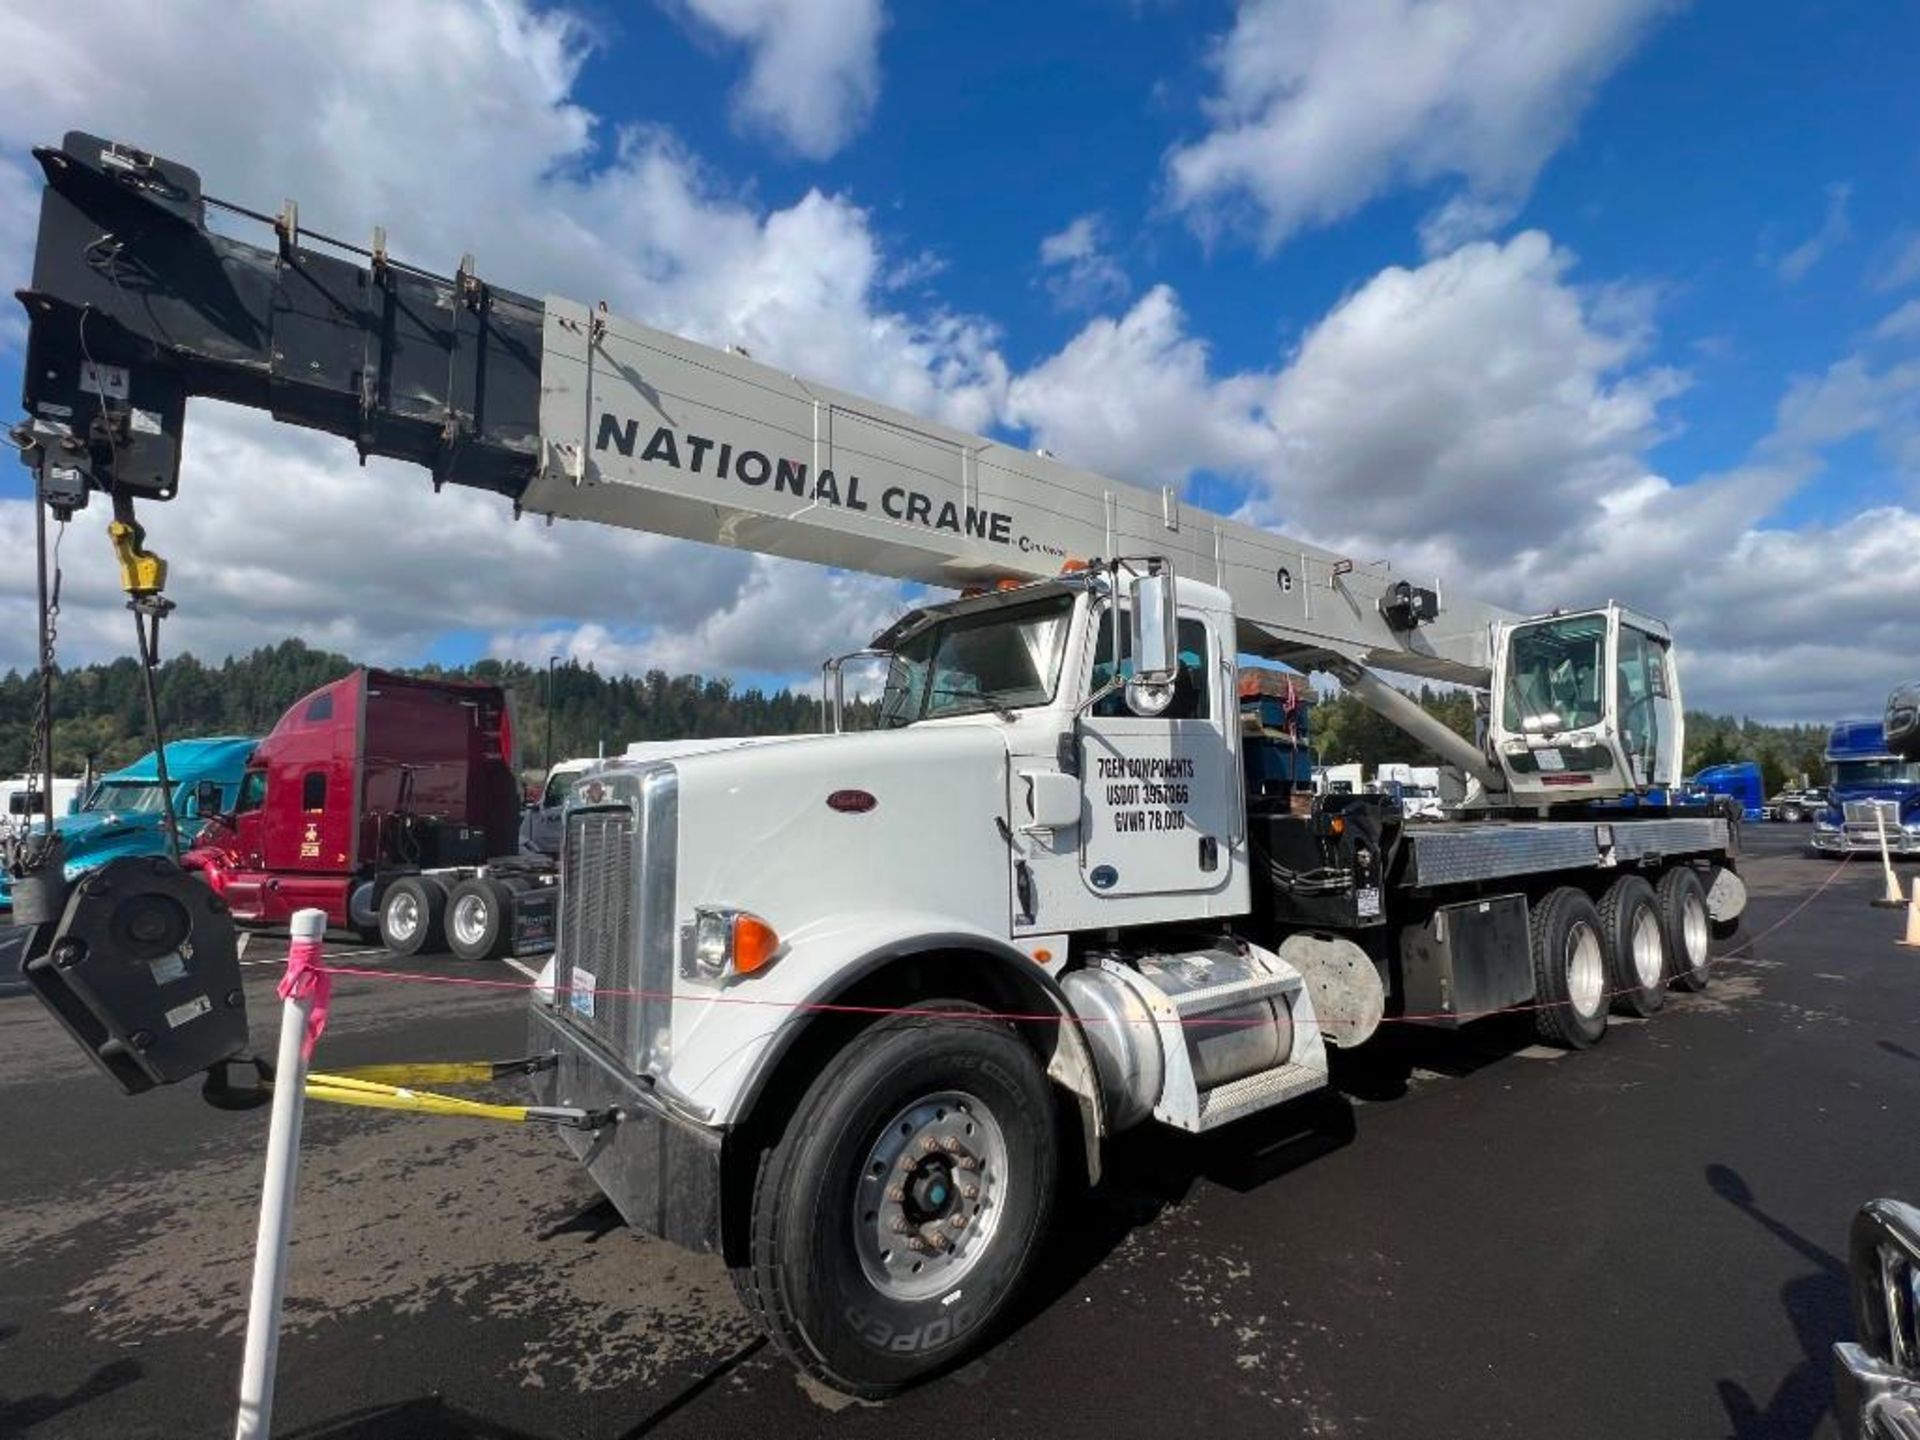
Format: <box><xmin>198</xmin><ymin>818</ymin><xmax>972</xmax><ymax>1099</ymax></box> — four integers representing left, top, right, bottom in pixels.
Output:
<box><xmin>1005</xmin><ymin>1090</ymin><xmax>1359</xmax><ymax>1338</ymax></box>
<box><xmin>1706</xmin><ymin>1162</ymin><xmax>1848</xmax><ymax>1440</ymax></box>
<box><xmin>1326</xmin><ymin>1012</ymin><xmax>1542</xmax><ymax>1102</ymax></box>
<box><xmin>0</xmin><ymin>1325</ymin><xmax>143</xmax><ymax>1436</ymax></box>
<box><xmin>284</xmin><ymin>1397</ymin><xmax>545</xmax><ymax>1439</ymax></box>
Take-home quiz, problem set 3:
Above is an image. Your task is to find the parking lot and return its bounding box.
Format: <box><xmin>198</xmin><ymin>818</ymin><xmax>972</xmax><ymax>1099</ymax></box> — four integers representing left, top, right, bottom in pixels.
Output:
<box><xmin>2</xmin><ymin>823</ymin><xmax>1916</xmax><ymax>1439</ymax></box>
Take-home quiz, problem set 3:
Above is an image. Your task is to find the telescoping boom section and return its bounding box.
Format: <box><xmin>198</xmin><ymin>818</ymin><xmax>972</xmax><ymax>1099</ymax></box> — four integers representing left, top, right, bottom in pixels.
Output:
<box><xmin>18</xmin><ymin>132</ymin><xmax>1504</xmax><ymax>690</ymax></box>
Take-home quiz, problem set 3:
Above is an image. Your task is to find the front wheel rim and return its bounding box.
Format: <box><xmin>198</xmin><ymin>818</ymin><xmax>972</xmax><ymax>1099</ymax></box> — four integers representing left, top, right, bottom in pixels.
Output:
<box><xmin>387</xmin><ymin>892</ymin><xmax>419</xmax><ymax>941</ymax></box>
<box><xmin>1566</xmin><ymin>921</ymin><xmax>1605</xmax><ymax>1017</ymax></box>
<box><xmin>1630</xmin><ymin>908</ymin><xmax>1664</xmax><ymax>988</ymax></box>
<box><xmin>855</xmin><ymin>1090</ymin><xmax>1010</xmax><ymax>1302</ymax></box>
<box><xmin>451</xmin><ymin>894</ymin><xmax>488</xmax><ymax>947</ymax></box>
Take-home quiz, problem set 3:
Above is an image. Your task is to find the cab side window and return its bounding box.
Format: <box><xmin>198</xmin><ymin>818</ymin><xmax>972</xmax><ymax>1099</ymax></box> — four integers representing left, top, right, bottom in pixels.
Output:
<box><xmin>235</xmin><ymin>770</ymin><xmax>267</xmax><ymax>814</ymax></box>
<box><xmin>1088</xmin><ymin>609</ymin><xmax>1212</xmax><ymax>719</ymax></box>
<box><xmin>302</xmin><ymin>770</ymin><xmax>327</xmax><ymax>812</ymax></box>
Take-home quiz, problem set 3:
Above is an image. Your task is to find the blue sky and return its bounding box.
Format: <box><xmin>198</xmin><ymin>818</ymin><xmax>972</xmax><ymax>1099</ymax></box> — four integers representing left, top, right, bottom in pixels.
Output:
<box><xmin>3</xmin><ymin>0</ymin><xmax>1919</xmax><ymax>720</ymax></box>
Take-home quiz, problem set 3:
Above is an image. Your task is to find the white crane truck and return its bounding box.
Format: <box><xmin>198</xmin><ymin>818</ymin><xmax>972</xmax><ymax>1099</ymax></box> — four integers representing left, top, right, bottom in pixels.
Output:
<box><xmin>12</xmin><ymin>134</ymin><xmax>1745</xmax><ymax>1397</ymax></box>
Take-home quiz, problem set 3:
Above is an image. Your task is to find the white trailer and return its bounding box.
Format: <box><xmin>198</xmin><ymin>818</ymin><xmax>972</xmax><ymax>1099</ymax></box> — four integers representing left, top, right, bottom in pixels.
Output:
<box><xmin>1</xmin><ymin>775</ymin><xmax>82</xmax><ymax>835</ymax></box>
<box><xmin>14</xmin><ymin>133</ymin><xmax>1746</xmax><ymax>1398</ymax></box>
<box><xmin>1317</xmin><ymin>761</ymin><xmax>1367</xmax><ymax>796</ymax></box>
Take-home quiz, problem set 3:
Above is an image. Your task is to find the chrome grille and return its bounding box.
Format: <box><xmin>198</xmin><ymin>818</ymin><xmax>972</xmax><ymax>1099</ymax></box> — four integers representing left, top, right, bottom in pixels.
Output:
<box><xmin>1845</xmin><ymin>799</ymin><xmax>1899</xmax><ymax>827</ymax></box>
<box><xmin>559</xmin><ymin>807</ymin><xmax>637</xmax><ymax>1060</ymax></box>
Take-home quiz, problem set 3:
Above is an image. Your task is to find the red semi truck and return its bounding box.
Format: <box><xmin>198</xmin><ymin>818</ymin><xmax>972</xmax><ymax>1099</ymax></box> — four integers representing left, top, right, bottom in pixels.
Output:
<box><xmin>185</xmin><ymin>669</ymin><xmax>555</xmax><ymax>960</ymax></box>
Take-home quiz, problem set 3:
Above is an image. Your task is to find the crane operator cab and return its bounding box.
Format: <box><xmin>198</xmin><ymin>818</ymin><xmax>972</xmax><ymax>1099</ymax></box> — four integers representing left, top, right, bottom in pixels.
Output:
<box><xmin>1489</xmin><ymin>603</ymin><xmax>1684</xmax><ymax>805</ymax></box>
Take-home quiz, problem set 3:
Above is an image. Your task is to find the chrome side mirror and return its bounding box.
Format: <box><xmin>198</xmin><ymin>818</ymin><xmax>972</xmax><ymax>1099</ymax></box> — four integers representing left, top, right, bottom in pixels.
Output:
<box><xmin>1125</xmin><ymin>564</ymin><xmax>1178</xmax><ymax>717</ymax></box>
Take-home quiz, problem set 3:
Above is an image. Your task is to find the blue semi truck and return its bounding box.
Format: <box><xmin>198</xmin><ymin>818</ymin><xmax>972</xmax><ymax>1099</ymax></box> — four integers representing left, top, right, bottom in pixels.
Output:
<box><xmin>0</xmin><ymin>737</ymin><xmax>257</xmax><ymax>914</ymax></box>
<box><xmin>1685</xmin><ymin>761</ymin><xmax>1764</xmax><ymax>822</ymax></box>
<box><xmin>1811</xmin><ymin>718</ymin><xmax>1920</xmax><ymax>856</ymax></box>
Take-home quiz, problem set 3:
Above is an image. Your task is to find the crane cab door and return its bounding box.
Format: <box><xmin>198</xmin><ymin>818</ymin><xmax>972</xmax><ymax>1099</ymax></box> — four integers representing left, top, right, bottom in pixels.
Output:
<box><xmin>1612</xmin><ymin>612</ymin><xmax>1681</xmax><ymax>789</ymax></box>
<box><xmin>1076</xmin><ymin>603</ymin><xmax>1237</xmax><ymax>898</ymax></box>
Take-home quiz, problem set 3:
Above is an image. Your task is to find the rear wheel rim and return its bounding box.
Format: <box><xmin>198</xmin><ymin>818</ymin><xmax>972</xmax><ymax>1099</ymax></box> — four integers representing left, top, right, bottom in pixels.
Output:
<box><xmin>1566</xmin><ymin>921</ymin><xmax>1604</xmax><ymax>1017</ymax></box>
<box><xmin>387</xmin><ymin>892</ymin><xmax>419</xmax><ymax>942</ymax></box>
<box><xmin>1682</xmin><ymin>893</ymin><xmax>1709</xmax><ymax>972</ymax></box>
<box><xmin>856</xmin><ymin>1090</ymin><xmax>1010</xmax><ymax>1302</ymax></box>
<box><xmin>451</xmin><ymin>894</ymin><xmax>488</xmax><ymax>948</ymax></box>
<box><xmin>1630</xmin><ymin>908</ymin><xmax>1664</xmax><ymax>988</ymax></box>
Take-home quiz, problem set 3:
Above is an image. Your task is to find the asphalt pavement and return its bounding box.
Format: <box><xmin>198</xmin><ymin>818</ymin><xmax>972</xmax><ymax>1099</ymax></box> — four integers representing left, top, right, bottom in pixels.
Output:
<box><xmin>1</xmin><ymin>824</ymin><xmax>1916</xmax><ymax>1439</ymax></box>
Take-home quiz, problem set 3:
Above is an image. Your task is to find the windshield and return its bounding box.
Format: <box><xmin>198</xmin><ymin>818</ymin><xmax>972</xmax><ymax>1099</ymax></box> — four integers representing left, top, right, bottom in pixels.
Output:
<box><xmin>541</xmin><ymin>770</ymin><xmax>577</xmax><ymax>808</ymax></box>
<box><xmin>83</xmin><ymin>779</ymin><xmax>170</xmax><ymax>814</ymax></box>
<box><xmin>1502</xmin><ymin>613</ymin><xmax>1607</xmax><ymax>732</ymax></box>
<box><xmin>1831</xmin><ymin>760</ymin><xmax>1920</xmax><ymax>788</ymax></box>
<box><xmin>877</xmin><ymin>594</ymin><xmax>1076</xmax><ymax>728</ymax></box>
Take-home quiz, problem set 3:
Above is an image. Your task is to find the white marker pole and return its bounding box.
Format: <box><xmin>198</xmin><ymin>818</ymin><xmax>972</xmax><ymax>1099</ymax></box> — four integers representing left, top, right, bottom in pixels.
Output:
<box><xmin>1874</xmin><ymin>806</ymin><xmax>1906</xmax><ymax>909</ymax></box>
<box><xmin>235</xmin><ymin>908</ymin><xmax>327</xmax><ymax>1440</ymax></box>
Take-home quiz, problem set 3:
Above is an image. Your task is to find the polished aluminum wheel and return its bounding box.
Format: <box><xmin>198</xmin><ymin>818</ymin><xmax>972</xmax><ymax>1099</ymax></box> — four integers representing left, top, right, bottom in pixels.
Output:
<box><xmin>1566</xmin><ymin>921</ymin><xmax>1605</xmax><ymax>1017</ymax></box>
<box><xmin>1630</xmin><ymin>907</ymin><xmax>1665</xmax><ymax>988</ymax></box>
<box><xmin>1681</xmin><ymin>892</ymin><xmax>1709</xmax><ymax>972</ymax></box>
<box><xmin>386</xmin><ymin>891</ymin><xmax>420</xmax><ymax>943</ymax></box>
<box><xmin>450</xmin><ymin>892</ymin><xmax>489</xmax><ymax>948</ymax></box>
<box><xmin>855</xmin><ymin>1090</ymin><xmax>1009</xmax><ymax>1301</ymax></box>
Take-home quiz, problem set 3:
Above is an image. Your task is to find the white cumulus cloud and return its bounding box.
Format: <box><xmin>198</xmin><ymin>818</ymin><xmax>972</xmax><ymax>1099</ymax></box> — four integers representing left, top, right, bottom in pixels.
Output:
<box><xmin>1037</xmin><ymin>214</ymin><xmax>1132</xmax><ymax>312</ymax></box>
<box><xmin>1165</xmin><ymin>0</ymin><xmax>1673</xmax><ymax>252</ymax></box>
<box><xmin>667</xmin><ymin>0</ymin><xmax>887</xmax><ymax>159</ymax></box>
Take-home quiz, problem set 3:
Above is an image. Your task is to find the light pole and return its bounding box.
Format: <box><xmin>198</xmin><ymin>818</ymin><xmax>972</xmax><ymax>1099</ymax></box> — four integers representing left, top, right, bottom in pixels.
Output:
<box><xmin>546</xmin><ymin>654</ymin><xmax>561</xmax><ymax>775</ymax></box>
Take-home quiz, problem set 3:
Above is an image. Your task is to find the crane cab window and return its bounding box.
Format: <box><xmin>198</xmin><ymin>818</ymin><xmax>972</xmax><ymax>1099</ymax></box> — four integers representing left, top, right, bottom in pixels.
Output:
<box><xmin>1089</xmin><ymin>610</ymin><xmax>1212</xmax><ymax>720</ymax></box>
<box><xmin>302</xmin><ymin>771</ymin><xmax>328</xmax><ymax>812</ymax></box>
<box><xmin>1502</xmin><ymin>613</ymin><xmax>1606</xmax><ymax>732</ymax></box>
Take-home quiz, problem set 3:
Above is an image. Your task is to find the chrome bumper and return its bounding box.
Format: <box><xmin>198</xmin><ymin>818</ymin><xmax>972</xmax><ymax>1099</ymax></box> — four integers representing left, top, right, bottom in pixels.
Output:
<box><xmin>528</xmin><ymin>1005</ymin><xmax>723</xmax><ymax>1252</ymax></box>
<box><xmin>1833</xmin><ymin>1199</ymin><xmax>1920</xmax><ymax>1440</ymax></box>
<box><xmin>1813</xmin><ymin>828</ymin><xmax>1920</xmax><ymax>855</ymax></box>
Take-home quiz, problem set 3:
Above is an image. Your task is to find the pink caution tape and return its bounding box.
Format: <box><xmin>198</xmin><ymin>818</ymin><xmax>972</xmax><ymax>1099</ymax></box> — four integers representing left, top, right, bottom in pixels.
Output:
<box><xmin>279</xmin><ymin>910</ymin><xmax>331</xmax><ymax>1061</ymax></box>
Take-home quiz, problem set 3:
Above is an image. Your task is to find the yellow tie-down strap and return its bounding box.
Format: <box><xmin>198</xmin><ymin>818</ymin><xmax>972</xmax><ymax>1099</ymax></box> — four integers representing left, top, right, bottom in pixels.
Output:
<box><xmin>287</xmin><ymin>1056</ymin><xmax>615</xmax><ymax>1130</ymax></box>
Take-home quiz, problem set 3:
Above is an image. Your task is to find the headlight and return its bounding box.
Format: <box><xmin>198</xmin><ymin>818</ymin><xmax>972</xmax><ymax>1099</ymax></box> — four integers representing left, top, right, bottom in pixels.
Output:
<box><xmin>685</xmin><ymin>906</ymin><xmax>781</xmax><ymax>982</ymax></box>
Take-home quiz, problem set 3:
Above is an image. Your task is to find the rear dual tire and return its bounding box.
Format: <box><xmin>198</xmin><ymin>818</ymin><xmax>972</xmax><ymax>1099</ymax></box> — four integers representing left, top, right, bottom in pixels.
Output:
<box><xmin>1530</xmin><ymin>887</ymin><xmax>1610</xmax><ymax>1049</ymax></box>
<box><xmin>1599</xmin><ymin>875</ymin><xmax>1667</xmax><ymax>1018</ymax></box>
<box><xmin>379</xmin><ymin>875</ymin><xmax>446</xmax><ymax>956</ymax></box>
<box><xmin>445</xmin><ymin>877</ymin><xmax>512</xmax><ymax>962</ymax></box>
<box><xmin>1657</xmin><ymin>866</ymin><xmax>1713</xmax><ymax>992</ymax></box>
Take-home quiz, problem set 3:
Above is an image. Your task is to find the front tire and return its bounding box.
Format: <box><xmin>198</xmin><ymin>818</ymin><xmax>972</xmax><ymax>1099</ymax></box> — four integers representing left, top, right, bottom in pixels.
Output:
<box><xmin>1599</xmin><ymin>875</ymin><xmax>1666</xmax><ymax>1017</ymax></box>
<box><xmin>1780</xmin><ymin>804</ymin><xmax>1804</xmax><ymax>824</ymax></box>
<box><xmin>1658</xmin><ymin>866</ymin><xmax>1713</xmax><ymax>992</ymax></box>
<box><xmin>735</xmin><ymin>1008</ymin><xmax>1057</xmax><ymax>1398</ymax></box>
<box><xmin>1530</xmin><ymin>886</ymin><xmax>1610</xmax><ymax>1049</ymax></box>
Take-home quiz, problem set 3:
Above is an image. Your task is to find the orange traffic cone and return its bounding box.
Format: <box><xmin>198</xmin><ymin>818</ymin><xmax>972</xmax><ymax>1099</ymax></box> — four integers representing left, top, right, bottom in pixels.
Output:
<box><xmin>1903</xmin><ymin>886</ymin><xmax>1920</xmax><ymax>948</ymax></box>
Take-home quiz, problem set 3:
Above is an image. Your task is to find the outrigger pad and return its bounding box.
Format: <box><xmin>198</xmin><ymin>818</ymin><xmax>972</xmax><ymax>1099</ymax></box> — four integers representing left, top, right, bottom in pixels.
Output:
<box><xmin>23</xmin><ymin>855</ymin><xmax>247</xmax><ymax>1094</ymax></box>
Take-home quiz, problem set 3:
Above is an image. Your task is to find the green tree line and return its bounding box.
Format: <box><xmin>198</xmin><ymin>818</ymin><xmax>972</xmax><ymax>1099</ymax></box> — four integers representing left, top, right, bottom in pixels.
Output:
<box><xmin>0</xmin><ymin>638</ymin><xmax>850</xmax><ymax>778</ymax></box>
<box><xmin>2</xmin><ymin>640</ymin><xmax>1834</xmax><ymax>796</ymax></box>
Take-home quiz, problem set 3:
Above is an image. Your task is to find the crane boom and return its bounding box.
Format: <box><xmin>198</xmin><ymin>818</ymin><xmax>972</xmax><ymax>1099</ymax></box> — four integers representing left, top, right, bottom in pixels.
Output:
<box><xmin>16</xmin><ymin>131</ymin><xmax>1510</xmax><ymax>691</ymax></box>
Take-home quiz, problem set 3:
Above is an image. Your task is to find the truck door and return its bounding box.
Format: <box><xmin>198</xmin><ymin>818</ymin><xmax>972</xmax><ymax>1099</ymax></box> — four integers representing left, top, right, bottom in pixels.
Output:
<box><xmin>218</xmin><ymin>768</ymin><xmax>270</xmax><ymax>914</ymax></box>
<box><xmin>1078</xmin><ymin>604</ymin><xmax>1236</xmax><ymax>896</ymax></box>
